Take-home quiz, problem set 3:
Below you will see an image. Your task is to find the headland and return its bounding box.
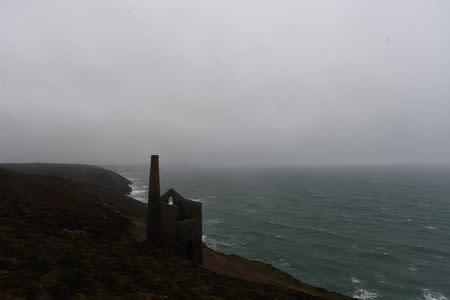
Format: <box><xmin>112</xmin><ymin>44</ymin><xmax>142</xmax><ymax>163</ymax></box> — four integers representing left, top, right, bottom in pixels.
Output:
<box><xmin>0</xmin><ymin>163</ymin><xmax>353</xmax><ymax>299</ymax></box>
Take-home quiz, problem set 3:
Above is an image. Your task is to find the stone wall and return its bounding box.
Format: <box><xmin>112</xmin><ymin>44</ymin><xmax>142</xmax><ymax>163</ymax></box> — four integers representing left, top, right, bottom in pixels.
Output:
<box><xmin>160</xmin><ymin>188</ymin><xmax>184</xmax><ymax>205</ymax></box>
<box><xmin>146</xmin><ymin>156</ymin><xmax>203</xmax><ymax>264</ymax></box>
<box><xmin>176</xmin><ymin>198</ymin><xmax>202</xmax><ymax>221</ymax></box>
<box><xmin>176</xmin><ymin>218</ymin><xmax>203</xmax><ymax>264</ymax></box>
<box><xmin>159</xmin><ymin>202</ymin><xmax>179</xmax><ymax>256</ymax></box>
<box><xmin>157</xmin><ymin>190</ymin><xmax>202</xmax><ymax>263</ymax></box>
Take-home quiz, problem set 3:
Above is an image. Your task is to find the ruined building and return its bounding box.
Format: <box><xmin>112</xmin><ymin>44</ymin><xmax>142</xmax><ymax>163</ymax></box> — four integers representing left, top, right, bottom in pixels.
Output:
<box><xmin>146</xmin><ymin>155</ymin><xmax>203</xmax><ymax>264</ymax></box>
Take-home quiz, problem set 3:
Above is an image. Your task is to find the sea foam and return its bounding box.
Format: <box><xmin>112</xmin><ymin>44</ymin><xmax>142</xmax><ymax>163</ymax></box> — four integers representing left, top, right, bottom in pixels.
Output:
<box><xmin>408</xmin><ymin>265</ymin><xmax>418</xmax><ymax>272</ymax></box>
<box><xmin>351</xmin><ymin>277</ymin><xmax>361</xmax><ymax>284</ymax></box>
<box><xmin>271</xmin><ymin>258</ymin><xmax>291</xmax><ymax>270</ymax></box>
<box><xmin>131</xmin><ymin>189</ymin><xmax>146</xmax><ymax>195</ymax></box>
<box><xmin>202</xmin><ymin>235</ymin><xmax>234</xmax><ymax>250</ymax></box>
<box><xmin>422</xmin><ymin>289</ymin><xmax>448</xmax><ymax>300</ymax></box>
<box><xmin>205</xmin><ymin>218</ymin><xmax>221</xmax><ymax>225</ymax></box>
<box><xmin>353</xmin><ymin>289</ymin><xmax>378</xmax><ymax>300</ymax></box>
<box><xmin>191</xmin><ymin>197</ymin><xmax>206</xmax><ymax>202</ymax></box>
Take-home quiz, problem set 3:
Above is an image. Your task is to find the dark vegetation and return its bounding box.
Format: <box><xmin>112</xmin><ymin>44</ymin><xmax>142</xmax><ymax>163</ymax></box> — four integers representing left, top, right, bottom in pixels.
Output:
<box><xmin>0</xmin><ymin>163</ymin><xmax>146</xmax><ymax>219</ymax></box>
<box><xmin>223</xmin><ymin>254</ymin><xmax>352</xmax><ymax>300</ymax></box>
<box><xmin>0</xmin><ymin>167</ymin><xmax>346</xmax><ymax>299</ymax></box>
<box><xmin>0</xmin><ymin>163</ymin><xmax>132</xmax><ymax>195</ymax></box>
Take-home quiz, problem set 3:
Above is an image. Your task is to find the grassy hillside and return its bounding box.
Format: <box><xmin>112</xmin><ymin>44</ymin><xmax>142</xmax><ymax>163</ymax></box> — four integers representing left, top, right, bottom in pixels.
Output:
<box><xmin>0</xmin><ymin>168</ymin><xmax>342</xmax><ymax>299</ymax></box>
<box><xmin>222</xmin><ymin>254</ymin><xmax>352</xmax><ymax>300</ymax></box>
<box><xmin>0</xmin><ymin>163</ymin><xmax>132</xmax><ymax>195</ymax></box>
<box><xmin>0</xmin><ymin>163</ymin><xmax>147</xmax><ymax>220</ymax></box>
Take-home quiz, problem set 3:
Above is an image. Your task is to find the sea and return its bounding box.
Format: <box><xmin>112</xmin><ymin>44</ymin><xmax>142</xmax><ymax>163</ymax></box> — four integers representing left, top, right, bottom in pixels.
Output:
<box><xmin>107</xmin><ymin>164</ymin><xmax>450</xmax><ymax>300</ymax></box>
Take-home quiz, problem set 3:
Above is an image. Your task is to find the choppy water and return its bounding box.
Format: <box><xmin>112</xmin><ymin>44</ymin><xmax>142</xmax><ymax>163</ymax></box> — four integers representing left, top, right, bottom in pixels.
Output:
<box><xmin>107</xmin><ymin>165</ymin><xmax>450</xmax><ymax>300</ymax></box>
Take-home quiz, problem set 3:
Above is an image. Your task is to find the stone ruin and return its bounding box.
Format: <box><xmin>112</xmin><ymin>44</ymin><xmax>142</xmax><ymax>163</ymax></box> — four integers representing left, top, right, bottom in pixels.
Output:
<box><xmin>146</xmin><ymin>155</ymin><xmax>203</xmax><ymax>264</ymax></box>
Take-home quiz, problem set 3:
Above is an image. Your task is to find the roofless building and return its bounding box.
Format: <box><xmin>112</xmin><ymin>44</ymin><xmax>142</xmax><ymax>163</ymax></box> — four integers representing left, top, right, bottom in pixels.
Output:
<box><xmin>146</xmin><ymin>155</ymin><xmax>203</xmax><ymax>264</ymax></box>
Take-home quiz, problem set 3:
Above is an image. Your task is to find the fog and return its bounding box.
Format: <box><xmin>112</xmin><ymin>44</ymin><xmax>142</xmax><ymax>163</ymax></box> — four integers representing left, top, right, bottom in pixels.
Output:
<box><xmin>1</xmin><ymin>0</ymin><xmax>450</xmax><ymax>166</ymax></box>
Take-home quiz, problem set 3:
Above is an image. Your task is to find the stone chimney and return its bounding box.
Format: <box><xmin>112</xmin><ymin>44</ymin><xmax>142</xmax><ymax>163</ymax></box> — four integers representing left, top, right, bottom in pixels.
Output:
<box><xmin>146</xmin><ymin>154</ymin><xmax>161</xmax><ymax>245</ymax></box>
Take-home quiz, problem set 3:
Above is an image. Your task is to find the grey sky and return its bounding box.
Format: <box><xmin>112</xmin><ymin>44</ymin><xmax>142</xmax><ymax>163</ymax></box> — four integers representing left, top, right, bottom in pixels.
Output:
<box><xmin>1</xmin><ymin>0</ymin><xmax>450</xmax><ymax>166</ymax></box>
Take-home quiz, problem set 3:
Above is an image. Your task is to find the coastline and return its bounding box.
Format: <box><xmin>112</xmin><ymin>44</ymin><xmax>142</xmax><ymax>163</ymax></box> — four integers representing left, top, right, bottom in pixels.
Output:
<box><xmin>122</xmin><ymin>171</ymin><xmax>353</xmax><ymax>300</ymax></box>
<box><xmin>116</xmin><ymin>165</ymin><xmax>450</xmax><ymax>300</ymax></box>
<box><xmin>0</xmin><ymin>163</ymin><xmax>352</xmax><ymax>299</ymax></box>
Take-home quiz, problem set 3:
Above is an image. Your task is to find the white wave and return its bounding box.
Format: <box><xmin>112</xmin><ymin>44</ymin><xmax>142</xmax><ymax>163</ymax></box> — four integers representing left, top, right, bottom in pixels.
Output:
<box><xmin>353</xmin><ymin>288</ymin><xmax>378</xmax><ymax>300</ymax></box>
<box><xmin>311</xmin><ymin>226</ymin><xmax>335</xmax><ymax>234</ymax></box>
<box><xmin>423</xmin><ymin>289</ymin><xmax>448</xmax><ymax>300</ymax></box>
<box><xmin>191</xmin><ymin>198</ymin><xmax>206</xmax><ymax>202</ymax></box>
<box><xmin>205</xmin><ymin>218</ymin><xmax>221</xmax><ymax>225</ymax></box>
<box><xmin>408</xmin><ymin>265</ymin><xmax>418</xmax><ymax>272</ymax></box>
<box><xmin>426</xmin><ymin>225</ymin><xmax>437</xmax><ymax>230</ymax></box>
<box><xmin>131</xmin><ymin>189</ymin><xmax>146</xmax><ymax>195</ymax></box>
<box><xmin>375</xmin><ymin>273</ymin><xmax>385</xmax><ymax>284</ymax></box>
<box><xmin>191</xmin><ymin>195</ymin><xmax>216</xmax><ymax>202</ymax></box>
<box><xmin>202</xmin><ymin>235</ymin><xmax>217</xmax><ymax>250</ymax></box>
<box><xmin>271</xmin><ymin>258</ymin><xmax>291</xmax><ymax>270</ymax></box>
<box><xmin>269</xmin><ymin>220</ymin><xmax>288</xmax><ymax>226</ymax></box>
<box><xmin>202</xmin><ymin>235</ymin><xmax>233</xmax><ymax>250</ymax></box>
<box><xmin>351</xmin><ymin>277</ymin><xmax>361</xmax><ymax>284</ymax></box>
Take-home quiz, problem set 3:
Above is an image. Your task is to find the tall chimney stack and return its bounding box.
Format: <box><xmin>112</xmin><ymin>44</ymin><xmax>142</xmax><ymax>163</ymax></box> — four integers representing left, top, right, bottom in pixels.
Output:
<box><xmin>146</xmin><ymin>154</ymin><xmax>161</xmax><ymax>245</ymax></box>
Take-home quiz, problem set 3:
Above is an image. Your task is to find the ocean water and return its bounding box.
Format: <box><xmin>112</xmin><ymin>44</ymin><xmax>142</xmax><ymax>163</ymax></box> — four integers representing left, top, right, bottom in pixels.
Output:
<box><xmin>108</xmin><ymin>165</ymin><xmax>450</xmax><ymax>300</ymax></box>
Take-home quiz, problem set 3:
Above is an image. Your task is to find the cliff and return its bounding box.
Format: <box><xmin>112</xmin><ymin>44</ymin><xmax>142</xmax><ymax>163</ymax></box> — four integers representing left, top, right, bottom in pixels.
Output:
<box><xmin>0</xmin><ymin>163</ymin><xmax>148</xmax><ymax>219</ymax></box>
<box><xmin>0</xmin><ymin>163</ymin><xmax>132</xmax><ymax>195</ymax></box>
<box><xmin>0</xmin><ymin>165</ymin><xmax>352</xmax><ymax>299</ymax></box>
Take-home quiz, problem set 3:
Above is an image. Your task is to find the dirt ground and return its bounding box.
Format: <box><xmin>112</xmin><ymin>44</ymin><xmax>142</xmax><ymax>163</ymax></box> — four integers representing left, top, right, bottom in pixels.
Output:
<box><xmin>133</xmin><ymin>219</ymin><xmax>324</xmax><ymax>298</ymax></box>
<box><xmin>202</xmin><ymin>247</ymin><xmax>326</xmax><ymax>297</ymax></box>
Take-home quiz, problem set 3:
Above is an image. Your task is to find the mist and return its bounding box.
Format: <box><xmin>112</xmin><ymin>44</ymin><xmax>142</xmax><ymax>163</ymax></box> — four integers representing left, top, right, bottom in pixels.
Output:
<box><xmin>1</xmin><ymin>0</ymin><xmax>450</xmax><ymax>166</ymax></box>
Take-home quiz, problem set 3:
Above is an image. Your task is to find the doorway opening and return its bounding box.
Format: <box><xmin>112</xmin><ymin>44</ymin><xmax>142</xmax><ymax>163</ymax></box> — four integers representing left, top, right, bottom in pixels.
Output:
<box><xmin>186</xmin><ymin>240</ymin><xmax>193</xmax><ymax>260</ymax></box>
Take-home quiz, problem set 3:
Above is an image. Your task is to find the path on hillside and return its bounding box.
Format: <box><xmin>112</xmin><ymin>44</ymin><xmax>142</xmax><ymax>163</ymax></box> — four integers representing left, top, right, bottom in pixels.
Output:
<box><xmin>131</xmin><ymin>219</ymin><xmax>331</xmax><ymax>299</ymax></box>
<box><xmin>202</xmin><ymin>247</ymin><xmax>328</xmax><ymax>298</ymax></box>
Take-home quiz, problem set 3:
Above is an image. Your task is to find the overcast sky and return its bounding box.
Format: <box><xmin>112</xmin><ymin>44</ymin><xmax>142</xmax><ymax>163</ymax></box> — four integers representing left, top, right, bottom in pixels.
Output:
<box><xmin>1</xmin><ymin>0</ymin><xmax>450</xmax><ymax>166</ymax></box>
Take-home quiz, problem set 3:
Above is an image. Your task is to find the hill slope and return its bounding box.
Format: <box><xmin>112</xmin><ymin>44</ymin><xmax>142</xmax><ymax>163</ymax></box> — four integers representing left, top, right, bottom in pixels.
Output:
<box><xmin>0</xmin><ymin>163</ymin><xmax>132</xmax><ymax>195</ymax></box>
<box><xmin>0</xmin><ymin>163</ymin><xmax>147</xmax><ymax>220</ymax></box>
<box><xmin>0</xmin><ymin>168</ymin><xmax>351</xmax><ymax>299</ymax></box>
